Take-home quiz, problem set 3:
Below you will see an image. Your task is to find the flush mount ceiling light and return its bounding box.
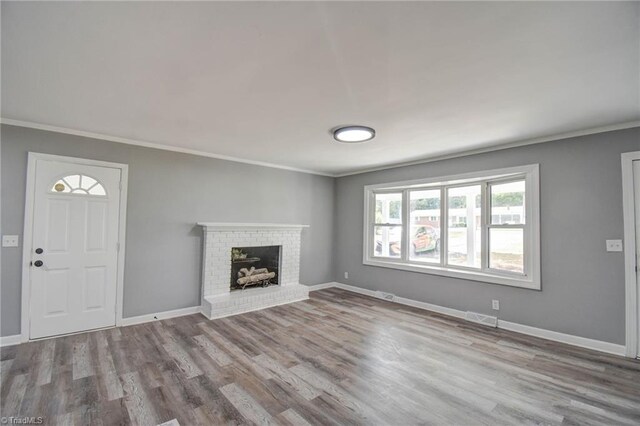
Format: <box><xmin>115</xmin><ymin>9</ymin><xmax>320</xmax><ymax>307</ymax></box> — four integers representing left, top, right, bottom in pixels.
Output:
<box><xmin>333</xmin><ymin>126</ymin><xmax>375</xmax><ymax>143</ymax></box>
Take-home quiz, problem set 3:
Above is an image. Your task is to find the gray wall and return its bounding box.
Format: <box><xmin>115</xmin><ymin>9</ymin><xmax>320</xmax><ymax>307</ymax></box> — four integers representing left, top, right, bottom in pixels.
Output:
<box><xmin>1</xmin><ymin>124</ymin><xmax>335</xmax><ymax>336</ymax></box>
<box><xmin>3</xmin><ymin>124</ymin><xmax>638</xmax><ymax>344</ymax></box>
<box><xmin>334</xmin><ymin>127</ymin><xmax>639</xmax><ymax>345</ymax></box>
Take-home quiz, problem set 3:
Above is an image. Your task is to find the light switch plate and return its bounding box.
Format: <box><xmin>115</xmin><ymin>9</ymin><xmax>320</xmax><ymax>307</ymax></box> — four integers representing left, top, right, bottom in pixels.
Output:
<box><xmin>2</xmin><ymin>235</ymin><xmax>19</xmax><ymax>247</ymax></box>
<box><xmin>606</xmin><ymin>239</ymin><xmax>623</xmax><ymax>252</ymax></box>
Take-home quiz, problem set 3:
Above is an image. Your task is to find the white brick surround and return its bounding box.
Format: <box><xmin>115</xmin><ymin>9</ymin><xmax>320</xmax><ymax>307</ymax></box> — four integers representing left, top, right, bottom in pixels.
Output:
<box><xmin>197</xmin><ymin>223</ymin><xmax>309</xmax><ymax>319</ymax></box>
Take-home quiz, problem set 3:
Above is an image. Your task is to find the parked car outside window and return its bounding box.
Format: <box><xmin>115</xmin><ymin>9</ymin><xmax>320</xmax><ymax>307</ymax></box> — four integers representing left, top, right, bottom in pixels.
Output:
<box><xmin>375</xmin><ymin>226</ymin><xmax>440</xmax><ymax>256</ymax></box>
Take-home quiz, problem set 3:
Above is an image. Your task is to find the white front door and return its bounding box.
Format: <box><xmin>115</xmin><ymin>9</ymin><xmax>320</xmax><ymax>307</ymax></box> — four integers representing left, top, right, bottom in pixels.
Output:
<box><xmin>29</xmin><ymin>159</ymin><xmax>122</xmax><ymax>339</ymax></box>
<box><xmin>634</xmin><ymin>160</ymin><xmax>640</xmax><ymax>357</ymax></box>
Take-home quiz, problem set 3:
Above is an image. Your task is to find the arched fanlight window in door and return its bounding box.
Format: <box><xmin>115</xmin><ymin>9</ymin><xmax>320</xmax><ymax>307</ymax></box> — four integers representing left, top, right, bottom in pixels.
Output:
<box><xmin>50</xmin><ymin>174</ymin><xmax>107</xmax><ymax>196</ymax></box>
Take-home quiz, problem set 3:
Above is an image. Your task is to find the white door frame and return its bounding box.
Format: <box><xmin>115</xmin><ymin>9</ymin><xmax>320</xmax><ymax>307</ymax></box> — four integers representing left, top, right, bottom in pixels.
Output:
<box><xmin>21</xmin><ymin>152</ymin><xmax>129</xmax><ymax>342</ymax></box>
<box><xmin>622</xmin><ymin>151</ymin><xmax>640</xmax><ymax>358</ymax></box>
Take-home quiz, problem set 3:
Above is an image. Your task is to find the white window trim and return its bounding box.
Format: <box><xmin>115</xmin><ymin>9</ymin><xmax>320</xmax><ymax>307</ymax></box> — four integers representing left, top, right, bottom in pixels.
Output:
<box><xmin>363</xmin><ymin>164</ymin><xmax>541</xmax><ymax>290</ymax></box>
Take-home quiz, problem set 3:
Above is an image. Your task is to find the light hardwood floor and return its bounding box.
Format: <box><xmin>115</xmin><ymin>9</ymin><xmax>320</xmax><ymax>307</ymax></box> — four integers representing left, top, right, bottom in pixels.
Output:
<box><xmin>1</xmin><ymin>288</ymin><xmax>640</xmax><ymax>425</ymax></box>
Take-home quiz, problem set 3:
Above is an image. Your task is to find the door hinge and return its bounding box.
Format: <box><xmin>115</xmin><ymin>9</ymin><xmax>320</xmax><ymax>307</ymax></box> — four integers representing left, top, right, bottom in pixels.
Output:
<box><xmin>116</xmin><ymin>242</ymin><xmax>120</xmax><ymax>252</ymax></box>
<box><xmin>119</xmin><ymin>181</ymin><xmax>122</xmax><ymax>190</ymax></box>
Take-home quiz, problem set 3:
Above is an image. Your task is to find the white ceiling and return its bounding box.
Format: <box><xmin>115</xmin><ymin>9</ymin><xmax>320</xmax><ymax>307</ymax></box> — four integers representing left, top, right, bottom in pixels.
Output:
<box><xmin>2</xmin><ymin>1</ymin><xmax>638</xmax><ymax>176</ymax></box>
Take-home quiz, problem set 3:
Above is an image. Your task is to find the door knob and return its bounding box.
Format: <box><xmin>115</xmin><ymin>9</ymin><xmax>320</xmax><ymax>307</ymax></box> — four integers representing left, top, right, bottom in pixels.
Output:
<box><xmin>35</xmin><ymin>248</ymin><xmax>43</xmax><ymax>254</ymax></box>
<box><xmin>34</xmin><ymin>260</ymin><xmax>43</xmax><ymax>267</ymax></box>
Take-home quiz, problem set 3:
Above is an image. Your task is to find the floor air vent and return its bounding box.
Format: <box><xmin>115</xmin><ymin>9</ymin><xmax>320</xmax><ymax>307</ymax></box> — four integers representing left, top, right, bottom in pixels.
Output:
<box><xmin>375</xmin><ymin>291</ymin><xmax>396</xmax><ymax>302</ymax></box>
<box><xmin>465</xmin><ymin>311</ymin><xmax>498</xmax><ymax>328</ymax></box>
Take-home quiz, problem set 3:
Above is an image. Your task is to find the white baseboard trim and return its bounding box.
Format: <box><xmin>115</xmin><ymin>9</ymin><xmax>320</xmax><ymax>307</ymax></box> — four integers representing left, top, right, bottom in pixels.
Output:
<box><xmin>6</xmin><ymin>284</ymin><xmax>626</xmax><ymax>357</ymax></box>
<box><xmin>334</xmin><ymin>282</ymin><xmax>467</xmax><ymax>320</ymax></box>
<box><xmin>120</xmin><ymin>306</ymin><xmax>203</xmax><ymax>327</ymax></box>
<box><xmin>497</xmin><ymin>320</ymin><xmax>626</xmax><ymax>357</ymax></box>
<box><xmin>0</xmin><ymin>334</ymin><xmax>23</xmax><ymax>347</ymax></box>
<box><xmin>394</xmin><ymin>294</ymin><xmax>467</xmax><ymax>320</ymax></box>
<box><xmin>316</xmin><ymin>282</ymin><xmax>627</xmax><ymax>357</ymax></box>
<box><xmin>334</xmin><ymin>282</ymin><xmax>376</xmax><ymax>297</ymax></box>
<box><xmin>307</xmin><ymin>282</ymin><xmax>339</xmax><ymax>291</ymax></box>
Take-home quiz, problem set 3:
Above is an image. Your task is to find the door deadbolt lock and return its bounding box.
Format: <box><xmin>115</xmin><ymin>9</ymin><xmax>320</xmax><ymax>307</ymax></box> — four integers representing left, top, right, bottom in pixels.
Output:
<box><xmin>33</xmin><ymin>260</ymin><xmax>43</xmax><ymax>267</ymax></box>
<box><xmin>35</xmin><ymin>248</ymin><xmax>43</xmax><ymax>254</ymax></box>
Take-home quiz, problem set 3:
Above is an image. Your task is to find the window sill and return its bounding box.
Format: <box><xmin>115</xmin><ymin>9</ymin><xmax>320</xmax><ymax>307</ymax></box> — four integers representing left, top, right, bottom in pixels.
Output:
<box><xmin>363</xmin><ymin>258</ymin><xmax>540</xmax><ymax>290</ymax></box>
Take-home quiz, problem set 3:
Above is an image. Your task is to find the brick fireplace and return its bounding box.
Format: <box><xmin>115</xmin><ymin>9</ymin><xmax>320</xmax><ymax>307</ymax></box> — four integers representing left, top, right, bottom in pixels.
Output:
<box><xmin>197</xmin><ymin>223</ymin><xmax>310</xmax><ymax>319</ymax></box>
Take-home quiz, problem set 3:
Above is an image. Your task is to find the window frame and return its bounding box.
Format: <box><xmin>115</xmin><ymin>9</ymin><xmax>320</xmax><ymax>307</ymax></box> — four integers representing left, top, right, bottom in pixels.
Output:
<box><xmin>372</xmin><ymin>190</ymin><xmax>404</xmax><ymax>260</ymax></box>
<box><xmin>407</xmin><ymin>187</ymin><xmax>444</xmax><ymax>265</ymax></box>
<box><xmin>486</xmin><ymin>177</ymin><xmax>527</xmax><ymax>276</ymax></box>
<box><xmin>363</xmin><ymin>164</ymin><xmax>540</xmax><ymax>290</ymax></box>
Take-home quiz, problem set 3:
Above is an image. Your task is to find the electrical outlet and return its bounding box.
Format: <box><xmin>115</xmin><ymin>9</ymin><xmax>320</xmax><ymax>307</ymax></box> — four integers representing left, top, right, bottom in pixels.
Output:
<box><xmin>605</xmin><ymin>240</ymin><xmax>623</xmax><ymax>252</ymax></box>
<box><xmin>492</xmin><ymin>299</ymin><xmax>500</xmax><ymax>311</ymax></box>
<box><xmin>2</xmin><ymin>235</ymin><xmax>19</xmax><ymax>247</ymax></box>
<box><xmin>344</xmin><ymin>272</ymin><xmax>349</xmax><ymax>279</ymax></box>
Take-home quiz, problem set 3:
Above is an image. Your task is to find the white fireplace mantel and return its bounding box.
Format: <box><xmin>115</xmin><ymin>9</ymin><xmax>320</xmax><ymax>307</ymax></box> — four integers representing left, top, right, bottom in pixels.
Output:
<box><xmin>198</xmin><ymin>222</ymin><xmax>309</xmax><ymax>319</ymax></box>
<box><xmin>197</xmin><ymin>222</ymin><xmax>309</xmax><ymax>231</ymax></box>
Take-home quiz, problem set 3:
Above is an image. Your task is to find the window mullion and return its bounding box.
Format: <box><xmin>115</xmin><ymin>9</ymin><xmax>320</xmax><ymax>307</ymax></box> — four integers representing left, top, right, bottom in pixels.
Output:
<box><xmin>368</xmin><ymin>191</ymin><xmax>374</xmax><ymax>260</ymax></box>
<box><xmin>438</xmin><ymin>186</ymin><xmax>444</xmax><ymax>266</ymax></box>
<box><xmin>523</xmin><ymin>174</ymin><xmax>530</xmax><ymax>275</ymax></box>
<box><xmin>481</xmin><ymin>181</ymin><xmax>488</xmax><ymax>272</ymax></box>
<box><xmin>442</xmin><ymin>186</ymin><xmax>449</xmax><ymax>267</ymax></box>
<box><xmin>401</xmin><ymin>189</ymin><xmax>410</xmax><ymax>262</ymax></box>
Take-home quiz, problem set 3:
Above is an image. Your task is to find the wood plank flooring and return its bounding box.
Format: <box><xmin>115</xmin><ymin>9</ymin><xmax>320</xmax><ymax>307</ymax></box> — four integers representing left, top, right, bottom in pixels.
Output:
<box><xmin>2</xmin><ymin>288</ymin><xmax>640</xmax><ymax>425</ymax></box>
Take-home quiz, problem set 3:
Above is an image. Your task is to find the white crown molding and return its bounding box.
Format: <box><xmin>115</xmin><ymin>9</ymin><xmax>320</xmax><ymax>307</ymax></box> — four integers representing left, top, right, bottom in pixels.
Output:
<box><xmin>0</xmin><ymin>118</ymin><xmax>334</xmax><ymax>177</ymax></box>
<box><xmin>334</xmin><ymin>120</ymin><xmax>640</xmax><ymax>177</ymax></box>
<box><xmin>2</xmin><ymin>117</ymin><xmax>638</xmax><ymax>178</ymax></box>
<box><xmin>314</xmin><ymin>282</ymin><xmax>627</xmax><ymax>357</ymax></box>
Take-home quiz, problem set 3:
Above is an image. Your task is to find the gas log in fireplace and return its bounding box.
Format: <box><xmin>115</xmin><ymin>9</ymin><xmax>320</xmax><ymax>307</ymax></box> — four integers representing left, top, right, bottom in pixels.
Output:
<box><xmin>230</xmin><ymin>245</ymin><xmax>281</xmax><ymax>291</ymax></box>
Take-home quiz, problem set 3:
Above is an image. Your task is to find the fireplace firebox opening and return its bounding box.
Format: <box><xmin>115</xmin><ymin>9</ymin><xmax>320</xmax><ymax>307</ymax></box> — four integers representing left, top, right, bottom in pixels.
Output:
<box><xmin>230</xmin><ymin>245</ymin><xmax>281</xmax><ymax>291</ymax></box>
